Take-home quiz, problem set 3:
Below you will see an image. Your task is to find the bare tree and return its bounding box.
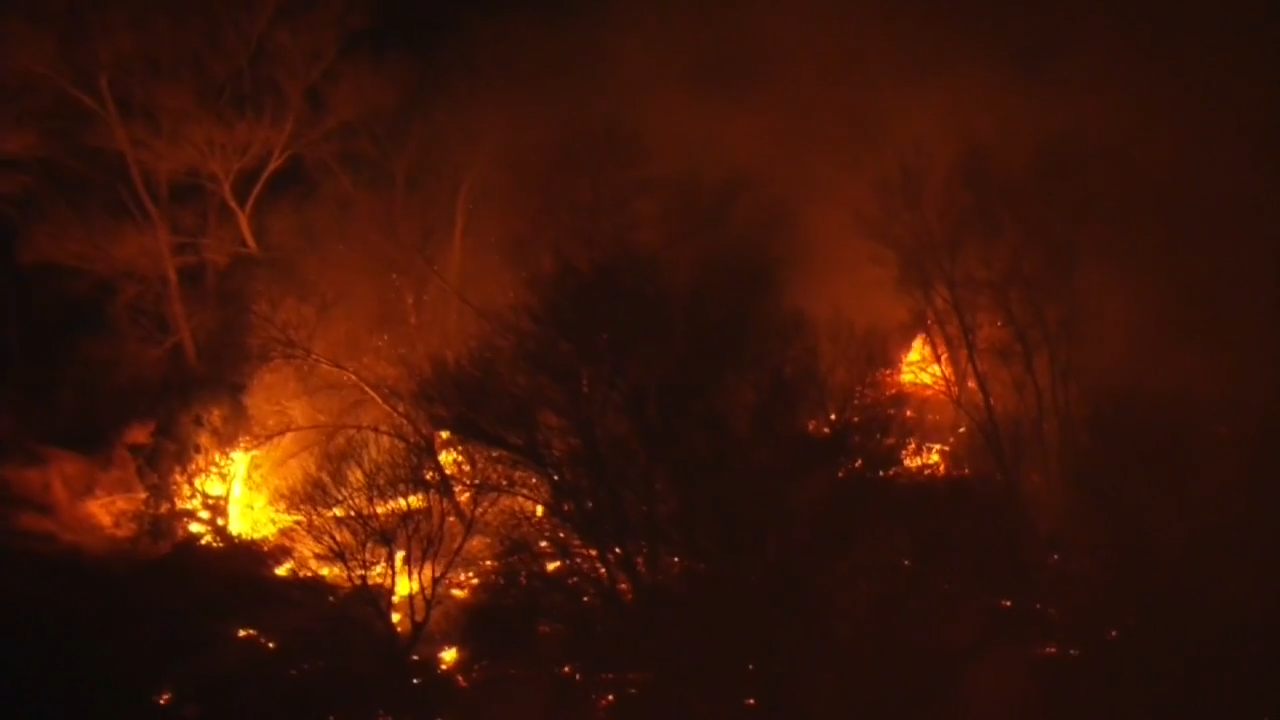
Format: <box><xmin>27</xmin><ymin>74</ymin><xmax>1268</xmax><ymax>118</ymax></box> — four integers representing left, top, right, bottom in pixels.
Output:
<box><xmin>420</xmin><ymin>230</ymin><xmax>844</xmax><ymax>606</ymax></box>
<box><xmin>869</xmin><ymin>144</ymin><xmax>1086</xmax><ymax>528</ymax></box>
<box><xmin>313</xmin><ymin>90</ymin><xmax>491</xmax><ymax>358</ymax></box>
<box><xmin>420</xmin><ymin>219</ymin><xmax>921</xmax><ymax>713</ymax></box>
<box><xmin>4</xmin><ymin>0</ymin><xmax>365</xmax><ymax>367</ymax></box>
<box><xmin>281</xmin><ymin>431</ymin><xmax>496</xmax><ymax>655</ymax></box>
<box><xmin>247</xmin><ymin>271</ymin><xmax>568</xmax><ymax>606</ymax></box>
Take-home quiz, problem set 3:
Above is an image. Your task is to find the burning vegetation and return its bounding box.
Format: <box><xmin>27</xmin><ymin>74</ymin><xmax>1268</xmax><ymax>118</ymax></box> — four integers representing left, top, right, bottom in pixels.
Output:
<box><xmin>173</xmin><ymin>332</ymin><xmax>955</xmax><ymax>599</ymax></box>
<box><xmin>1</xmin><ymin>1</ymin><xmax>1274</xmax><ymax>718</ymax></box>
<box><xmin>0</xmin><ymin>214</ymin><xmax>1105</xmax><ymax>717</ymax></box>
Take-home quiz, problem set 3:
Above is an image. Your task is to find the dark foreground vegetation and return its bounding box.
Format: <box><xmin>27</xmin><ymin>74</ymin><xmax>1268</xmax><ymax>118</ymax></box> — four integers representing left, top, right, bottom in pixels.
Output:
<box><xmin>2</xmin><ymin>463</ymin><xmax>1278</xmax><ymax>719</ymax></box>
<box><xmin>2</xmin><ymin>0</ymin><xmax>1277</xmax><ymax>718</ymax></box>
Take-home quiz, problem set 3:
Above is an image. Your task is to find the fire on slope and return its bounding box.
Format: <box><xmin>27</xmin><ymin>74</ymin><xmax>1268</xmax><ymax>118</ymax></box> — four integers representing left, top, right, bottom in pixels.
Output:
<box><xmin>167</xmin><ymin>331</ymin><xmax>954</xmax><ymax>642</ymax></box>
<box><xmin>179</xmin><ymin>449</ymin><xmax>283</xmax><ymax>541</ymax></box>
<box><xmin>176</xmin><ymin>332</ymin><xmax>956</xmax><ymax>562</ymax></box>
<box><xmin>172</xmin><ymin>430</ymin><xmax>575</xmax><ymax>662</ymax></box>
<box><xmin>177</xmin><ymin>436</ymin><xmax>479</xmax><ymax>546</ymax></box>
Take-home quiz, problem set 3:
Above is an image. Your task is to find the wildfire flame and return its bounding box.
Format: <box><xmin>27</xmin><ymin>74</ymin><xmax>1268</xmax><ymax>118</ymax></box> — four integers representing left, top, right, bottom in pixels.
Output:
<box><xmin>179</xmin><ymin>450</ymin><xmax>288</xmax><ymax>541</ymax></box>
<box><xmin>900</xmin><ymin>439</ymin><xmax>947</xmax><ymax>475</ymax></box>
<box><xmin>438</xmin><ymin>645</ymin><xmax>459</xmax><ymax>670</ymax></box>
<box><xmin>168</xmin><ymin>330</ymin><xmax>954</xmax><ymax>656</ymax></box>
<box><xmin>899</xmin><ymin>333</ymin><xmax>948</xmax><ymax>392</ymax></box>
<box><xmin>173</xmin><ymin>434</ymin><xmax>542</xmax><ymax>646</ymax></box>
<box><xmin>895</xmin><ymin>333</ymin><xmax>952</xmax><ymax>476</ymax></box>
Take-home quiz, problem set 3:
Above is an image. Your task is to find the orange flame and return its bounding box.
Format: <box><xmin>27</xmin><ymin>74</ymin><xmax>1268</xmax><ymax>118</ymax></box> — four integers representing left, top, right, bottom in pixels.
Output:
<box><xmin>895</xmin><ymin>333</ymin><xmax>950</xmax><ymax>476</ymax></box>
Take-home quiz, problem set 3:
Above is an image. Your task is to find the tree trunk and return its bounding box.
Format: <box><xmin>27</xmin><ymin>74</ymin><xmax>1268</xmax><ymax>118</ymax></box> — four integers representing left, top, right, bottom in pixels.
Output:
<box><xmin>158</xmin><ymin>224</ymin><xmax>199</xmax><ymax>368</ymax></box>
<box><xmin>228</xmin><ymin>199</ymin><xmax>260</xmax><ymax>255</ymax></box>
<box><xmin>448</xmin><ymin>172</ymin><xmax>475</xmax><ymax>348</ymax></box>
<box><xmin>98</xmin><ymin>75</ymin><xmax>198</xmax><ymax>369</ymax></box>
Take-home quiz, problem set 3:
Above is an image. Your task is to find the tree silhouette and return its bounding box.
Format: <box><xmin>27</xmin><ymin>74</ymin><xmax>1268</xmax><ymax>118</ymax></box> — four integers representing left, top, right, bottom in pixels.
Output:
<box><xmin>868</xmin><ymin>144</ymin><xmax>1088</xmax><ymax>530</ymax></box>
<box><xmin>282</xmin><ymin>430</ymin><xmax>496</xmax><ymax>658</ymax></box>
<box><xmin>5</xmin><ymin>0</ymin><xmax>368</xmax><ymax>368</ymax></box>
<box><xmin>414</xmin><ymin>180</ymin><xmax>925</xmax><ymax>711</ymax></box>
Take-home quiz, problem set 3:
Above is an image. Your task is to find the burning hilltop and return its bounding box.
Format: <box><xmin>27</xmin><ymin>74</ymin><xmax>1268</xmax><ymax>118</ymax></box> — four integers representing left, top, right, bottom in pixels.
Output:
<box><xmin>176</xmin><ymin>331</ymin><xmax>957</xmax><ymax>571</ymax></box>
<box><xmin>0</xmin><ymin>331</ymin><xmax>957</xmax><ymax>553</ymax></box>
<box><xmin>0</xmin><ymin>329</ymin><xmax>962</xmax><ymax>665</ymax></box>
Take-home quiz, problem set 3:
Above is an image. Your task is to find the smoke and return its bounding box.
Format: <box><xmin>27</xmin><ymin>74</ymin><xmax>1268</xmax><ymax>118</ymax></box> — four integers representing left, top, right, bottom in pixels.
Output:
<box><xmin>432</xmin><ymin>1</ymin><xmax>1061</xmax><ymax>327</ymax></box>
<box><xmin>404</xmin><ymin>0</ymin><xmax>1275</xmax><ymax>402</ymax></box>
<box><xmin>1</xmin><ymin>431</ymin><xmax>148</xmax><ymax>550</ymax></box>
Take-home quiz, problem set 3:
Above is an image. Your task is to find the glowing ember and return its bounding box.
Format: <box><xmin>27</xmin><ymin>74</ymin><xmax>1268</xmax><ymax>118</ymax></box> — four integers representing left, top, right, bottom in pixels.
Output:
<box><xmin>162</xmin><ymin>330</ymin><xmax>957</xmax><ymax>664</ymax></box>
<box><xmin>900</xmin><ymin>439</ymin><xmax>947</xmax><ymax>475</ymax></box>
<box><xmin>436</xmin><ymin>433</ymin><xmax>470</xmax><ymax>476</ymax></box>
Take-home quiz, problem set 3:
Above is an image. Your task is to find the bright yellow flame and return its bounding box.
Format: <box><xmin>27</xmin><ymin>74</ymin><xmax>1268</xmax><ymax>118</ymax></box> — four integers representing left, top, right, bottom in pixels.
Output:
<box><xmin>223</xmin><ymin>450</ymin><xmax>272</xmax><ymax>538</ymax></box>
<box><xmin>173</xmin><ymin>433</ymin><xmax>553</xmax><ymax>672</ymax></box>
<box><xmin>901</xmin><ymin>439</ymin><xmax>946</xmax><ymax>475</ymax></box>
<box><xmin>899</xmin><ymin>333</ymin><xmax>948</xmax><ymax>391</ymax></box>
<box><xmin>438</xmin><ymin>446</ymin><xmax>469</xmax><ymax>476</ymax></box>
<box><xmin>392</xmin><ymin>550</ymin><xmax>412</xmax><ymax>599</ymax></box>
<box><xmin>896</xmin><ymin>333</ymin><xmax>951</xmax><ymax>476</ymax></box>
<box><xmin>179</xmin><ymin>449</ymin><xmax>285</xmax><ymax>543</ymax></box>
